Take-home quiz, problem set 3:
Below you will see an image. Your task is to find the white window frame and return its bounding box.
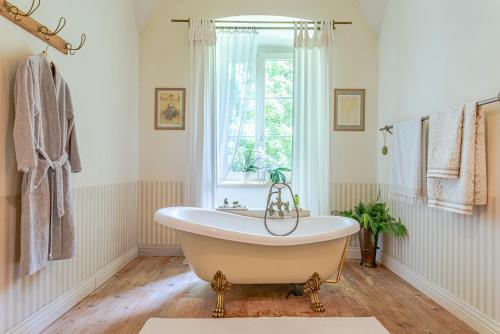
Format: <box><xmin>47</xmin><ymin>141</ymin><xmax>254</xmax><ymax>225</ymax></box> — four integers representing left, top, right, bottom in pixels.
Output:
<box><xmin>220</xmin><ymin>52</ymin><xmax>293</xmax><ymax>186</ymax></box>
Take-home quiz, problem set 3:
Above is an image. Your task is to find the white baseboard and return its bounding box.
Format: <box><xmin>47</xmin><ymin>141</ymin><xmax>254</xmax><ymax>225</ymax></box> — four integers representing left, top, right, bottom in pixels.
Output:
<box><xmin>381</xmin><ymin>253</ymin><xmax>500</xmax><ymax>334</ymax></box>
<box><xmin>138</xmin><ymin>244</ymin><xmax>184</xmax><ymax>257</ymax></box>
<box><xmin>6</xmin><ymin>247</ymin><xmax>138</xmax><ymax>334</ymax></box>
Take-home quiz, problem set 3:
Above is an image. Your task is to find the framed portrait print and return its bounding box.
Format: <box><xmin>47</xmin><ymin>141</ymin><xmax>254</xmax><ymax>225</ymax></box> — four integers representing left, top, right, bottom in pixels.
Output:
<box><xmin>155</xmin><ymin>88</ymin><xmax>186</xmax><ymax>130</ymax></box>
<box><xmin>333</xmin><ymin>89</ymin><xmax>365</xmax><ymax>131</ymax></box>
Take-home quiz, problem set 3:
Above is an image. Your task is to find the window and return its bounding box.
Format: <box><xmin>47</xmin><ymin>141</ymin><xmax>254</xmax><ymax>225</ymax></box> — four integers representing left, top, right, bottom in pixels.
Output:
<box><xmin>223</xmin><ymin>53</ymin><xmax>293</xmax><ymax>183</ymax></box>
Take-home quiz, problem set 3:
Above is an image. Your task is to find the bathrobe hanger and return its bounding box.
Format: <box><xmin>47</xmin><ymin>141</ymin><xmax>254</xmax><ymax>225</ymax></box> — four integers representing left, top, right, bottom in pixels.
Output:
<box><xmin>40</xmin><ymin>45</ymin><xmax>56</xmax><ymax>78</ymax></box>
<box><xmin>40</xmin><ymin>44</ymin><xmax>50</xmax><ymax>59</ymax></box>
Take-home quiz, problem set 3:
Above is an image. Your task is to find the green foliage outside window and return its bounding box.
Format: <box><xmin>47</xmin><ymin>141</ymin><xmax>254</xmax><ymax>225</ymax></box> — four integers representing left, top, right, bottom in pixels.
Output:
<box><xmin>230</xmin><ymin>58</ymin><xmax>293</xmax><ymax>176</ymax></box>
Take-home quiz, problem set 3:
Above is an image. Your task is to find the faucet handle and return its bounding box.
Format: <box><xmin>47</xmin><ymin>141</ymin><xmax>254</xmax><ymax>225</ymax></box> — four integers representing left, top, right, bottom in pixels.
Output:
<box><xmin>267</xmin><ymin>202</ymin><xmax>275</xmax><ymax>217</ymax></box>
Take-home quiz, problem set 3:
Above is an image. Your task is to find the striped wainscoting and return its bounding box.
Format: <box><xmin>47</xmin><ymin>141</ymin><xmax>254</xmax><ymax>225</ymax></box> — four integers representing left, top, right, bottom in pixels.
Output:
<box><xmin>332</xmin><ymin>183</ymin><xmax>379</xmax><ymax>252</ymax></box>
<box><xmin>0</xmin><ymin>182</ymin><xmax>139</xmax><ymax>334</ymax></box>
<box><xmin>137</xmin><ymin>182</ymin><xmax>378</xmax><ymax>256</ymax></box>
<box><xmin>138</xmin><ymin>181</ymin><xmax>183</xmax><ymax>255</ymax></box>
<box><xmin>332</xmin><ymin>183</ymin><xmax>380</xmax><ymax>211</ymax></box>
<box><xmin>379</xmin><ymin>185</ymin><xmax>500</xmax><ymax>334</ymax></box>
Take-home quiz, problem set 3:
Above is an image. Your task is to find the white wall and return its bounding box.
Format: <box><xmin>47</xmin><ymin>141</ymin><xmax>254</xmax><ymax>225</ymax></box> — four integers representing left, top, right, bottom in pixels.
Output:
<box><xmin>138</xmin><ymin>0</ymin><xmax>379</xmax><ymax>208</ymax></box>
<box><xmin>378</xmin><ymin>1</ymin><xmax>500</xmax><ymax>333</ymax></box>
<box><xmin>0</xmin><ymin>0</ymin><xmax>139</xmax><ymax>332</ymax></box>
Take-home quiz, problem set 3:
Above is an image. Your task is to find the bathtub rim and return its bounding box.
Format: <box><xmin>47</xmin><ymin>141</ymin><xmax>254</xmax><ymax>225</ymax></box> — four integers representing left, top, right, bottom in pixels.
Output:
<box><xmin>155</xmin><ymin>207</ymin><xmax>360</xmax><ymax>246</ymax></box>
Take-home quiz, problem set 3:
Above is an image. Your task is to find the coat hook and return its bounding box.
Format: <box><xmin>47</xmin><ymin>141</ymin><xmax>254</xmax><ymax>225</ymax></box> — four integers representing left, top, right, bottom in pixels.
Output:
<box><xmin>6</xmin><ymin>0</ymin><xmax>41</xmax><ymax>21</ymax></box>
<box><xmin>379</xmin><ymin>125</ymin><xmax>393</xmax><ymax>135</ymax></box>
<box><xmin>64</xmin><ymin>33</ymin><xmax>86</xmax><ymax>55</ymax></box>
<box><xmin>37</xmin><ymin>17</ymin><xmax>66</xmax><ymax>40</ymax></box>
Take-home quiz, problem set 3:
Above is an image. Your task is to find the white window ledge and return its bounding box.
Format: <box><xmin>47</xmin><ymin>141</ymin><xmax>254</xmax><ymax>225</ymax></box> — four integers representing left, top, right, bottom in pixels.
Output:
<box><xmin>218</xmin><ymin>181</ymin><xmax>271</xmax><ymax>188</ymax></box>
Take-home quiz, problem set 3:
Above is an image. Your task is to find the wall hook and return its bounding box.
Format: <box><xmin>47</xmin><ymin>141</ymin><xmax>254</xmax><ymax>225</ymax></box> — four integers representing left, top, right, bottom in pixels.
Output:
<box><xmin>37</xmin><ymin>16</ymin><xmax>66</xmax><ymax>40</ymax></box>
<box><xmin>64</xmin><ymin>33</ymin><xmax>86</xmax><ymax>55</ymax></box>
<box><xmin>379</xmin><ymin>125</ymin><xmax>393</xmax><ymax>135</ymax></box>
<box><xmin>6</xmin><ymin>0</ymin><xmax>41</xmax><ymax>21</ymax></box>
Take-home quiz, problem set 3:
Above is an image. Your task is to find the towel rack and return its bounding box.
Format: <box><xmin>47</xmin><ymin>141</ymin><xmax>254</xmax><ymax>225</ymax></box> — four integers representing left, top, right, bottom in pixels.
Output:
<box><xmin>379</xmin><ymin>90</ymin><xmax>500</xmax><ymax>133</ymax></box>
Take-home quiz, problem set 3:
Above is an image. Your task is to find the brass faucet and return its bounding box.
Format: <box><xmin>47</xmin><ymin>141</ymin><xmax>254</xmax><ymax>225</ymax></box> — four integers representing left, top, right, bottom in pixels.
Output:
<box><xmin>266</xmin><ymin>186</ymin><xmax>290</xmax><ymax>218</ymax></box>
<box><xmin>264</xmin><ymin>183</ymin><xmax>300</xmax><ymax>236</ymax></box>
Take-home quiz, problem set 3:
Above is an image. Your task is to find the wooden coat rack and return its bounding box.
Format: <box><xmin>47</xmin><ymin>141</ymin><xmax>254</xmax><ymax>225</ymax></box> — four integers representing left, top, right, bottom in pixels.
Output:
<box><xmin>0</xmin><ymin>0</ymin><xmax>86</xmax><ymax>55</ymax></box>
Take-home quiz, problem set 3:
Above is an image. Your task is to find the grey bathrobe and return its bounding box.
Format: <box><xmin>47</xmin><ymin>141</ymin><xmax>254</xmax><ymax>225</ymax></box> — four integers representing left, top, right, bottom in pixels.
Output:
<box><xmin>14</xmin><ymin>55</ymin><xmax>81</xmax><ymax>276</ymax></box>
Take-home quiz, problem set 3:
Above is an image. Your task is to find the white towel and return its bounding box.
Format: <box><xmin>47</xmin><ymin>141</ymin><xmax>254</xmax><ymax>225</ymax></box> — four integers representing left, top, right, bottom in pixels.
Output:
<box><xmin>427</xmin><ymin>105</ymin><xmax>464</xmax><ymax>179</ymax></box>
<box><xmin>390</xmin><ymin>118</ymin><xmax>426</xmax><ymax>204</ymax></box>
<box><xmin>427</xmin><ymin>102</ymin><xmax>487</xmax><ymax>215</ymax></box>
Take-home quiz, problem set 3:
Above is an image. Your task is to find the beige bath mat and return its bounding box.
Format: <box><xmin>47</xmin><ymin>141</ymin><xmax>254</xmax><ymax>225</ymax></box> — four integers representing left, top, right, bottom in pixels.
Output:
<box><xmin>140</xmin><ymin>317</ymin><xmax>390</xmax><ymax>334</ymax></box>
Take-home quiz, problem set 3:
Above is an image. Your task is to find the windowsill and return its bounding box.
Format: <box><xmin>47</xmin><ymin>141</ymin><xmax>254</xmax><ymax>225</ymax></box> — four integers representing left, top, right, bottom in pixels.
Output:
<box><xmin>217</xmin><ymin>181</ymin><xmax>270</xmax><ymax>188</ymax></box>
<box><xmin>217</xmin><ymin>181</ymin><xmax>293</xmax><ymax>188</ymax></box>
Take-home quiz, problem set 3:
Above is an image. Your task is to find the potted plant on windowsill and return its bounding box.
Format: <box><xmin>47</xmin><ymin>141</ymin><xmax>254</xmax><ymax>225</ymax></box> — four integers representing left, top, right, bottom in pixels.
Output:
<box><xmin>238</xmin><ymin>150</ymin><xmax>260</xmax><ymax>183</ymax></box>
<box><xmin>268</xmin><ymin>167</ymin><xmax>291</xmax><ymax>184</ymax></box>
<box><xmin>334</xmin><ymin>202</ymin><xmax>407</xmax><ymax>268</ymax></box>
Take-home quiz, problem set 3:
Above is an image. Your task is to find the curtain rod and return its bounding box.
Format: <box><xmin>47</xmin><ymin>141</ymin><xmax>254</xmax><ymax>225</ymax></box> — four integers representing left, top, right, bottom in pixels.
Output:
<box><xmin>171</xmin><ymin>18</ymin><xmax>352</xmax><ymax>30</ymax></box>
<box><xmin>379</xmin><ymin>91</ymin><xmax>500</xmax><ymax>133</ymax></box>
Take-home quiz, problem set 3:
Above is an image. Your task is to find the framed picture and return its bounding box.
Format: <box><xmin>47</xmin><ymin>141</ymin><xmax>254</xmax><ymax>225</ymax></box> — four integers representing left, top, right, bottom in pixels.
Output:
<box><xmin>333</xmin><ymin>89</ymin><xmax>365</xmax><ymax>131</ymax></box>
<box><xmin>155</xmin><ymin>88</ymin><xmax>186</xmax><ymax>130</ymax></box>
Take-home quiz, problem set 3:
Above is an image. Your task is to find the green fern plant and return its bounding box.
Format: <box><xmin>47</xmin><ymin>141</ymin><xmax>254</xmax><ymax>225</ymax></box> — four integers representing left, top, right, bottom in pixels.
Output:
<box><xmin>334</xmin><ymin>201</ymin><xmax>407</xmax><ymax>239</ymax></box>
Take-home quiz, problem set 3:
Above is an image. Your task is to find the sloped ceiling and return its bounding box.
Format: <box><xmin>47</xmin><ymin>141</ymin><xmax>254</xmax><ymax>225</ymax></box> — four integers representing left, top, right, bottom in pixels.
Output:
<box><xmin>135</xmin><ymin>0</ymin><xmax>162</xmax><ymax>31</ymax></box>
<box><xmin>134</xmin><ymin>0</ymin><xmax>388</xmax><ymax>35</ymax></box>
<box><xmin>355</xmin><ymin>0</ymin><xmax>388</xmax><ymax>36</ymax></box>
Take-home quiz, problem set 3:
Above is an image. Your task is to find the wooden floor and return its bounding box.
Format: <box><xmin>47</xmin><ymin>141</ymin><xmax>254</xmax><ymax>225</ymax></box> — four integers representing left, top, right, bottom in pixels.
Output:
<box><xmin>43</xmin><ymin>257</ymin><xmax>477</xmax><ymax>334</ymax></box>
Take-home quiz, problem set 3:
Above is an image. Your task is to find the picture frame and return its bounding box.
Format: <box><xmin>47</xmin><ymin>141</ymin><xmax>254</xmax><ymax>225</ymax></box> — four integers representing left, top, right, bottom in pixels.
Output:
<box><xmin>333</xmin><ymin>88</ymin><xmax>365</xmax><ymax>131</ymax></box>
<box><xmin>155</xmin><ymin>88</ymin><xmax>186</xmax><ymax>130</ymax></box>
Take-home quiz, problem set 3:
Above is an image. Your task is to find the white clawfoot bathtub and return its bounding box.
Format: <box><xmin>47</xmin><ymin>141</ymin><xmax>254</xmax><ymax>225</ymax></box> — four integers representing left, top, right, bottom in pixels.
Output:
<box><xmin>154</xmin><ymin>207</ymin><xmax>359</xmax><ymax>284</ymax></box>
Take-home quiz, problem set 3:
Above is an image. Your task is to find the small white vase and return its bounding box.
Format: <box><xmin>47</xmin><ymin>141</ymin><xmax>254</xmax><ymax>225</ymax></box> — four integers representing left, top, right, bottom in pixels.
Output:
<box><xmin>243</xmin><ymin>172</ymin><xmax>250</xmax><ymax>183</ymax></box>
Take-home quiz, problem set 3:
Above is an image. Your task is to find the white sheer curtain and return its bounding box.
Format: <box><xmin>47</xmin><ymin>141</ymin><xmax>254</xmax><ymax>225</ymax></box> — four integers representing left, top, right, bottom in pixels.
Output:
<box><xmin>216</xmin><ymin>28</ymin><xmax>258</xmax><ymax>183</ymax></box>
<box><xmin>292</xmin><ymin>21</ymin><xmax>335</xmax><ymax>215</ymax></box>
<box><xmin>185</xmin><ymin>20</ymin><xmax>217</xmax><ymax>208</ymax></box>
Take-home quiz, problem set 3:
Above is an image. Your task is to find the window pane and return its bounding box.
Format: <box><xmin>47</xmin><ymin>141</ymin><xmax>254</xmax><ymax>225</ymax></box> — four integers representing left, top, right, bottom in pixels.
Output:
<box><xmin>264</xmin><ymin>136</ymin><xmax>292</xmax><ymax>169</ymax></box>
<box><xmin>265</xmin><ymin>98</ymin><xmax>292</xmax><ymax>136</ymax></box>
<box><xmin>233</xmin><ymin>62</ymin><xmax>256</xmax><ymax>99</ymax></box>
<box><xmin>263</xmin><ymin>57</ymin><xmax>293</xmax><ymax>173</ymax></box>
<box><xmin>240</xmin><ymin>99</ymin><xmax>256</xmax><ymax>136</ymax></box>
<box><xmin>227</xmin><ymin>99</ymin><xmax>256</xmax><ymax>137</ymax></box>
<box><xmin>265</xmin><ymin>59</ymin><xmax>293</xmax><ymax>97</ymax></box>
<box><xmin>229</xmin><ymin>136</ymin><xmax>256</xmax><ymax>172</ymax></box>
<box><xmin>220</xmin><ymin>55</ymin><xmax>294</xmax><ymax>182</ymax></box>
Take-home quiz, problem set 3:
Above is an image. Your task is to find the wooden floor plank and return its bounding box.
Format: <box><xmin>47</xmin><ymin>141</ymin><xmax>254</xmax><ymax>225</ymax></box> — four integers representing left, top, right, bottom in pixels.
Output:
<box><xmin>42</xmin><ymin>257</ymin><xmax>477</xmax><ymax>334</ymax></box>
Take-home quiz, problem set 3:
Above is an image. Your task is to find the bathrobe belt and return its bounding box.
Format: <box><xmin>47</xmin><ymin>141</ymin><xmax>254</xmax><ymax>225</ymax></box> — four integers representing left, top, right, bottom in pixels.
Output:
<box><xmin>33</xmin><ymin>151</ymin><xmax>69</xmax><ymax>218</ymax></box>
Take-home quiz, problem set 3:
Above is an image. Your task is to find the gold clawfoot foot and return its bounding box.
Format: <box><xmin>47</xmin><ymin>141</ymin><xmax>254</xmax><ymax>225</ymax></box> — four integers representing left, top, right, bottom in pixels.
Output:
<box><xmin>210</xmin><ymin>271</ymin><xmax>232</xmax><ymax>318</ymax></box>
<box><xmin>304</xmin><ymin>272</ymin><xmax>325</xmax><ymax>312</ymax></box>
